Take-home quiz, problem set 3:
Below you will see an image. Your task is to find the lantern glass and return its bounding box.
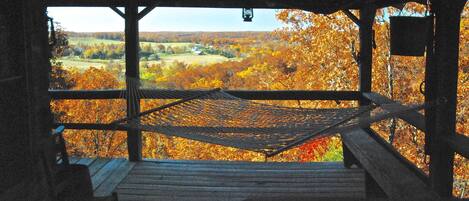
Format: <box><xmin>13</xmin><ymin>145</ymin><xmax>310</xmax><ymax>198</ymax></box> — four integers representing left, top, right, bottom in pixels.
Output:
<box><xmin>243</xmin><ymin>8</ymin><xmax>253</xmax><ymax>22</ymax></box>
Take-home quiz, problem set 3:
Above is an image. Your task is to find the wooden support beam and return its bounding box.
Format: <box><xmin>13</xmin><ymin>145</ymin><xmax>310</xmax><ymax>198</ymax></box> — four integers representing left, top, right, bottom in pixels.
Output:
<box><xmin>341</xmin><ymin>128</ymin><xmax>440</xmax><ymax>201</ymax></box>
<box><xmin>341</xmin><ymin>9</ymin><xmax>360</xmax><ymax>26</ymax></box>
<box><xmin>137</xmin><ymin>6</ymin><xmax>156</xmax><ymax>20</ymax></box>
<box><xmin>358</xmin><ymin>6</ymin><xmax>376</xmax><ymax>100</ymax></box>
<box><xmin>45</xmin><ymin>0</ymin><xmax>427</xmax><ymax>13</ymax></box>
<box><xmin>362</xmin><ymin>92</ymin><xmax>425</xmax><ymax>131</ymax></box>
<box><xmin>55</xmin><ymin>123</ymin><xmax>127</xmax><ymax>131</ymax></box>
<box><xmin>48</xmin><ymin>89</ymin><xmax>362</xmax><ymax>101</ymax></box>
<box><xmin>444</xmin><ymin>134</ymin><xmax>469</xmax><ymax>159</ymax></box>
<box><xmin>125</xmin><ymin>3</ymin><xmax>142</xmax><ymax>161</ymax></box>
<box><xmin>343</xmin><ymin>5</ymin><xmax>376</xmax><ymax>169</ymax></box>
<box><xmin>427</xmin><ymin>0</ymin><xmax>466</xmax><ymax>197</ymax></box>
<box><xmin>110</xmin><ymin>7</ymin><xmax>125</xmax><ymax>19</ymax></box>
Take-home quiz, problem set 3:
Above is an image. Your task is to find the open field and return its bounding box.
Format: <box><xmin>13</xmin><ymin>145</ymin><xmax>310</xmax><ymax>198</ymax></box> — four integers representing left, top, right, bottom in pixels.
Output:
<box><xmin>155</xmin><ymin>54</ymin><xmax>233</xmax><ymax>65</ymax></box>
<box><xmin>69</xmin><ymin>37</ymin><xmax>193</xmax><ymax>47</ymax></box>
<box><xmin>61</xmin><ymin>37</ymin><xmax>232</xmax><ymax>70</ymax></box>
<box><xmin>59</xmin><ymin>54</ymin><xmax>234</xmax><ymax>70</ymax></box>
<box><xmin>58</xmin><ymin>59</ymin><xmax>108</xmax><ymax>69</ymax></box>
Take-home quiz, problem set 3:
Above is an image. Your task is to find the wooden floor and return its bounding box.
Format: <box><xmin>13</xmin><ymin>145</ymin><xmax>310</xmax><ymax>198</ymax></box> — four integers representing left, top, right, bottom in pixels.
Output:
<box><xmin>72</xmin><ymin>158</ymin><xmax>366</xmax><ymax>201</ymax></box>
<box><xmin>69</xmin><ymin>157</ymin><xmax>136</xmax><ymax>197</ymax></box>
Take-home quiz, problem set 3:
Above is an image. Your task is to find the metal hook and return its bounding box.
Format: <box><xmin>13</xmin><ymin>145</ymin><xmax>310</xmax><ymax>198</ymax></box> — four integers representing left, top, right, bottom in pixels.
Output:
<box><xmin>419</xmin><ymin>81</ymin><xmax>425</xmax><ymax>95</ymax></box>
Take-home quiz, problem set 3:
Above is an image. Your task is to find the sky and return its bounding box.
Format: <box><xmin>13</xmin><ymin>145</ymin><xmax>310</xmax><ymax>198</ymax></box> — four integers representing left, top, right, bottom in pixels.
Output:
<box><xmin>47</xmin><ymin>7</ymin><xmax>285</xmax><ymax>32</ymax></box>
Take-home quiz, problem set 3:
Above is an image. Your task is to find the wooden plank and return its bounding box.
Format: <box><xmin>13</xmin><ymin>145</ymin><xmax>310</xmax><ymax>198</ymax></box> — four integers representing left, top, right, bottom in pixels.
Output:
<box><xmin>94</xmin><ymin>160</ymin><xmax>136</xmax><ymax>197</ymax></box>
<box><xmin>59</xmin><ymin>123</ymin><xmax>126</xmax><ymax>131</ymax></box>
<box><xmin>49</xmin><ymin>89</ymin><xmax>361</xmax><ymax>101</ymax></box>
<box><xmin>428</xmin><ymin>1</ymin><xmax>467</xmax><ymax>197</ymax></box>
<box><xmin>129</xmin><ymin>169</ymin><xmax>362</xmax><ymax>178</ymax></box>
<box><xmin>132</xmin><ymin>165</ymin><xmax>363</xmax><ymax>174</ymax></box>
<box><xmin>92</xmin><ymin>158</ymin><xmax>126</xmax><ymax>190</ymax></box>
<box><xmin>341</xmin><ymin>128</ymin><xmax>440</xmax><ymax>201</ymax></box>
<box><xmin>123</xmin><ymin>175</ymin><xmax>364</xmax><ymax>185</ymax></box>
<box><xmin>116</xmin><ymin>160</ymin><xmax>366</xmax><ymax>200</ymax></box>
<box><xmin>365</xmin><ymin>128</ymin><xmax>429</xmax><ymax>183</ymax></box>
<box><xmin>117</xmin><ymin>184</ymin><xmax>364</xmax><ymax>193</ymax></box>
<box><xmin>141</xmin><ymin>160</ymin><xmax>346</xmax><ymax>169</ymax></box>
<box><xmin>75</xmin><ymin>158</ymin><xmax>97</xmax><ymax>166</ymax></box>
<box><xmin>88</xmin><ymin>158</ymin><xmax>111</xmax><ymax>176</ymax></box>
<box><xmin>117</xmin><ymin>193</ymin><xmax>366</xmax><ymax>201</ymax></box>
<box><xmin>122</xmin><ymin>177</ymin><xmax>362</xmax><ymax>188</ymax></box>
<box><xmin>444</xmin><ymin>134</ymin><xmax>469</xmax><ymax>159</ymax></box>
<box><xmin>362</xmin><ymin>92</ymin><xmax>425</xmax><ymax>131</ymax></box>
<box><xmin>69</xmin><ymin>157</ymin><xmax>80</xmax><ymax>164</ymax></box>
<box><xmin>116</xmin><ymin>188</ymin><xmax>364</xmax><ymax>197</ymax></box>
<box><xmin>45</xmin><ymin>0</ymin><xmax>426</xmax><ymax>12</ymax></box>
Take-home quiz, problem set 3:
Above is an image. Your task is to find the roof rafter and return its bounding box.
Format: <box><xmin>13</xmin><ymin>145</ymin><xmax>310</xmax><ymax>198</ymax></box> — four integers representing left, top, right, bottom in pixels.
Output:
<box><xmin>46</xmin><ymin>0</ymin><xmax>426</xmax><ymax>14</ymax></box>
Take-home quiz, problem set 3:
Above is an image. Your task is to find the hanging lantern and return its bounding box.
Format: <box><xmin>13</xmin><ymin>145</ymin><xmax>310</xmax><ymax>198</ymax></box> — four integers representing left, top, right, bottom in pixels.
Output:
<box><xmin>242</xmin><ymin>8</ymin><xmax>253</xmax><ymax>22</ymax></box>
<box><xmin>390</xmin><ymin>16</ymin><xmax>430</xmax><ymax>56</ymax></box>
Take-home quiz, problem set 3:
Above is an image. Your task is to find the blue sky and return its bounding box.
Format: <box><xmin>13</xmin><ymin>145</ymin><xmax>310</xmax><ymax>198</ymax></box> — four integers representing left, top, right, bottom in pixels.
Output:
<box><xmin>47</xmin><ymin>7</ymin><xmax>285</xmax><ymax>32</ymax></box>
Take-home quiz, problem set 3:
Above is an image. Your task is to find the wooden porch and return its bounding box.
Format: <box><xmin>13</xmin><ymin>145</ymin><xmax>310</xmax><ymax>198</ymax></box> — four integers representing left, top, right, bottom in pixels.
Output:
<box><xmin>73</xmin><ymin>157</ymin><xmax>366</xmax><ymax>201</ymax></box>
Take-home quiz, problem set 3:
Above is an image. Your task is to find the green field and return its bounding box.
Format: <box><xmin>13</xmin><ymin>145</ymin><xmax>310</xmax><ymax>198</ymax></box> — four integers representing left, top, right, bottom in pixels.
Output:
<box><xmin>157</xmin><ymin>54</ymin><xmax>232</xmax><ymax>65</ymax></box>
<box><xmin>59</xmin><ymin>54</ymin><xmax>233</xmax><ymax>70</ymax></box>
<box><xmin>69</xmin><ymin>37</ymin><xmax>193</xmax><ymax>48</ymax></box>
<box><xmin>60</xmin><ymin>37</ymin><xmax>236</xmax><ymax>71</ymax></box>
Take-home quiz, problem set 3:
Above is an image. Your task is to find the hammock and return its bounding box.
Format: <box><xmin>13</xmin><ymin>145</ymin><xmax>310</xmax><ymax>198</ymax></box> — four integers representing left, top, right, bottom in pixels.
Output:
<box><xmin>112</xmin><ymin>79</ymin><xmax>425</xmax><ymax>157</ymax></box>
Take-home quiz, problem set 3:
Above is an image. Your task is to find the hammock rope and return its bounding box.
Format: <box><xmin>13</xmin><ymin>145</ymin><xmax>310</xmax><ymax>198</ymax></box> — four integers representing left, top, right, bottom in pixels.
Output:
<box><xmin>111</xmin><ymin>77</ymin><xmax>426</xmax><ymax>157</ymax></box>
<box><xmin>112</xmin><ymin>79</ymin><xmax>423</xmax><ymax>157</ymax></box>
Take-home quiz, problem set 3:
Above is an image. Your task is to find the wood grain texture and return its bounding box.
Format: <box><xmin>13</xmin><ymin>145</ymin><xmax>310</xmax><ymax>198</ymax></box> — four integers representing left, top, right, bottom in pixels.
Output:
<box><xmin>94</xmin><ymin>160</ymin><xmax>136</xmax><ymax>197</ymax></box>
<box><xmin>115</xmin><ymin>160</ymin><xmax>365</xmax><ymax>201</ymax></box>
<box><xmin>341</xmin><ymin>128</ymin><xmax>440</xmax><ymax>201</ymax></box>
<box><xmin>362</xmin><ymin>92</ymin><xmax>425</xmax><ymax>131</ymax></box>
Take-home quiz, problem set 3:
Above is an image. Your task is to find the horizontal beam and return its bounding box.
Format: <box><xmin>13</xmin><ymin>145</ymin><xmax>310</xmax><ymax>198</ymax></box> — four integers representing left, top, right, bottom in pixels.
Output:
<box><xmin>341</xmin><ymin>128</ymin><xmax>440</xmax><ymax>201</ymax></box>
<box><xmin>49</xmin><ymin>89</ymin><xmax>361</xmax><ymax>101</ymax></box>
<box><xmin>55</xmin><ymin>123</ymin><xmax>126</xmax><ymax>131</ymax></box>
<box><xmin>362</xmin><ymin>92</ymin><xmax>426</xmax><ymax>131</ymax></box>
<box><xmin>363</xmin><ymin>92</ymin><xmax>467</xmax><ymax>157</ymax></box>
<box><xmin>444</xmin><ymin>134</ymin><xmax>469</xmax><ymax>159</ymax></box>
<box><xmin>0</xmin><ymin>76</ymin><xmax>22</xmax><ymax>83</ymax></box>
<box><xmin>45</xmin><ymin>0</ymin><xmax>426</xmax><ymax>14</ymax></box>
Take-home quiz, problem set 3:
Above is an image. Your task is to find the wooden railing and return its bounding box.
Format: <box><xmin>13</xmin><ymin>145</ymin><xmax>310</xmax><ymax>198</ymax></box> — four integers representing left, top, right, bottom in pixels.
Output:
<box><xmin>362</xmin><ymin>92</ymin><xmax>468</xmax><ymax>159</ymax></box>
<box><xmin>49</xmin><ymin>89</ymin><xmax>468</xmax><ymax>162</ymax></box>
<box><xmin>49</xmin><ymin>89</ymin><xmax>361</xmax><ymax>100</ymax></box>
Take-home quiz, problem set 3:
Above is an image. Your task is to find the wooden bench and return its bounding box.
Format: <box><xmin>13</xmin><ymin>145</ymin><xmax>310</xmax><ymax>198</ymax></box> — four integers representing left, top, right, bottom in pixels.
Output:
<box><xmin>341</xmin><ymin>128</ymin><xmax>440</xmax><ymax>201</ymax></box>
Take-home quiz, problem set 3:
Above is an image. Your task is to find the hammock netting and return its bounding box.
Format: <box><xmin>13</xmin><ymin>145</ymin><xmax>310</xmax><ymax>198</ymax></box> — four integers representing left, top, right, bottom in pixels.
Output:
<box><xmin>114</xmin><ymin>78</ymin><xmax>424</xmax><ymax>157</ymax></box>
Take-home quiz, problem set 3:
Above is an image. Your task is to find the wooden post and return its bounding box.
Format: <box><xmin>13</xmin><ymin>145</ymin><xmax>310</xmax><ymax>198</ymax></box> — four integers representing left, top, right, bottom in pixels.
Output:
<box><xmin>358</xmin><ymin>6</ymin><xmax>376</xmax><ymax>101</ymax></box>
<box><xmin>343</xmin><ymin>6</ymin><xmax>376</xmax><ymax>168</ymax></box>
<box><xmin>125</xmin><ymin>3</ymin><xmax>142</xmax><ymax>161</ymax></box>
<box><xmin>427</xmin><ymin>0</ymin><xmax>466</xmax><ymax>197</ymax></box>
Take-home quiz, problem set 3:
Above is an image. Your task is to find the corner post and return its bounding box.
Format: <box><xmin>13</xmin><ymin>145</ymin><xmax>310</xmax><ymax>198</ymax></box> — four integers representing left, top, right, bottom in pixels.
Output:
<box><xmin>428</xmin><ymin>0</ymin><xmax>466</xmax><ymax>197</ymax></box>
<box><xmin>125</xmin><ymin>2</ymin><xmax>142</xmax><ymax>161</ymax></box>
<box><xmin>343</xmin><ymin>6</ymin><xmax>376</xmax><ymax>168</ymax></box>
